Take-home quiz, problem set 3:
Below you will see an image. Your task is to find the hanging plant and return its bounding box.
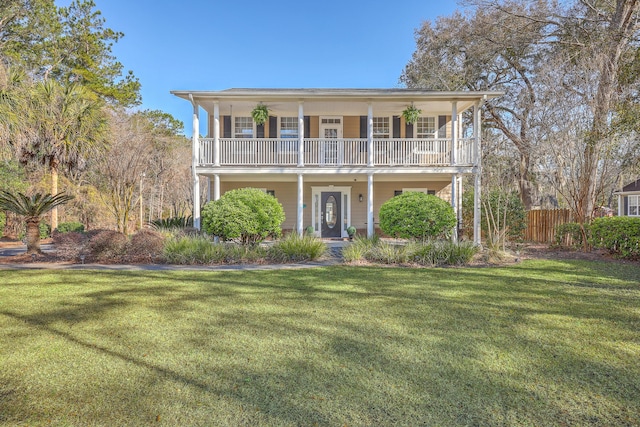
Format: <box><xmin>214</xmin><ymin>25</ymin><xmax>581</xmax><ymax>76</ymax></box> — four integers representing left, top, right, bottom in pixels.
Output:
<box><xmin>251</xmin><ymin>103</ymin><xmax>270</xmax><ymax>125</ymax></box>
<box><xmin>402</xmin><ymin>104</ymin><xmax>422</xmax><ymax>124</ymax></box>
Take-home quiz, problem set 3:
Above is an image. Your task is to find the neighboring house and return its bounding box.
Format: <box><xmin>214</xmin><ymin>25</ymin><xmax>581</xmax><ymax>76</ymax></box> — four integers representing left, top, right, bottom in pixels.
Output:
<box><xmin>616</xmin><ymin>179</ymin><xmax>640</xmax><ymax>217</ymax></box>
<box><xmin>170</xmin><ymin>88</ymin><xmax>502</xmax><ymax>243</ymax></box>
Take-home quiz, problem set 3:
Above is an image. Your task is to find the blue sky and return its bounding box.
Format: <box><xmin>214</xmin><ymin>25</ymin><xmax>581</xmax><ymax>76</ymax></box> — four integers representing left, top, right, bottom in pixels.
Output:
<box><xmin>56</xmin><ymin>0</ymin><xmax>461</xmax><ymax>134</ymax></box>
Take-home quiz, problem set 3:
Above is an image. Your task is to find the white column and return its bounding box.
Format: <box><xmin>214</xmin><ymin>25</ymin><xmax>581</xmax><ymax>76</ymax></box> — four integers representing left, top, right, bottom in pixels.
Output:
<box><xmin>618</xmin><ymin>194</ymin><xmax>623</xmax><ymax>216</ymax></box>
<box><xmin>451</xmin><ymin>174</ymin><xmax>458</xmax><ymax>242</ymax></box>
<box><xmin>213</xmin><ymin>101</ymin><xmax>220</xmax><ymax>166</ymax></box>
<box><xmin>298</xmin><ymin>102</ymin><xmax>304</xmax><ymax>167</ymax></box>
<box><xmin>191</xmin><ymin>98</ymin><xmax>201</xmax><ymax>230</ymax></box>
<box><xmin>473</xmin><ymin>101</ymin><xmax>483</xmax><ymax>246</ymax></box>
<box><xmin>367</xmin><ymin>103</ymin><xmax>374</xmax><ymax>167</ymax></box>
<box><xmin>367</xmin><ymin>173</ymin><xmax>374</xmax><ymax>238</ymax></box>
<box><xmin>297</xmin><ymin>173</ymin><xmax>304</xmax><ymax>234</ymax></box>
<box><xmin>213</xmin><ymin>174</ymin><xmax>220</xmax><ymax>201</ymax></box>
<box><xmin>451</xmin><ymin>101</ymin><xmax>458</xmax><ymax>166</ymax></box>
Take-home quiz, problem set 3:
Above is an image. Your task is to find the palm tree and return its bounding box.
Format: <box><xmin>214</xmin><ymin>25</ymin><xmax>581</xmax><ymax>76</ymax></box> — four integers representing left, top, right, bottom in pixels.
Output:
<box><xmin>0</xmin><ymin>191</ymin><xmax>74</xmax><ymax>254</ymax></box>
<box><xmin>1</xmin><ymin>73</ymin><xmax>108</xmax><ymax>230</ymax></box>
<box><xmin>23</xmin><ymin>79</ymin><xmax>108</xmax><ymax>229</ymax></box>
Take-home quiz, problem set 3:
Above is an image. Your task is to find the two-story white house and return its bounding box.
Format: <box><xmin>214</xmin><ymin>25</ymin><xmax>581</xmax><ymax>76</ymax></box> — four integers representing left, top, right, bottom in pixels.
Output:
<box><xmin>170</xmin><ymin>88</ymin><xmax>502</xmax><ymax>244</ymax></box>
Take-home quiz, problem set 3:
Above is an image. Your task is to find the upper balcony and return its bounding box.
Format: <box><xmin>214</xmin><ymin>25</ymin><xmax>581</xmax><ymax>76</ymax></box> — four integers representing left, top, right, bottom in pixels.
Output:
<box><xmin>197</xmin><ymin>137</ymin><xmax>477</xmax><ymax>168</ymax></box>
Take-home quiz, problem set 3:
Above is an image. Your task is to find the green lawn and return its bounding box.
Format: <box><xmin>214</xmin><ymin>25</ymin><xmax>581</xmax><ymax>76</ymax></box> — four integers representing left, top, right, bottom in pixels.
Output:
<box><xmin>1</xmin><ymin>260</ymin><xmax>638</xmax><ymax>426</ymax></box>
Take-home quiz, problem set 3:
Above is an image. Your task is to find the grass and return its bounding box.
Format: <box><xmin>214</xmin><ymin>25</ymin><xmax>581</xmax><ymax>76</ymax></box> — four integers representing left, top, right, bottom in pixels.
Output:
<box><xmin>0</xmin><ymin>259</ymin><xmax>639</xmax><ymax>426</ymax></box>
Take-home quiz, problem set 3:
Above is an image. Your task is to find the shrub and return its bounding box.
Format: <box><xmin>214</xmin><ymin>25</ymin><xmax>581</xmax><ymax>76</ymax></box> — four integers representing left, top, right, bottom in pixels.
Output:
<box><xmin>149</xmin><ymin>216</ymin><xmax>193</xmax><ymax>230</ymax></box>
<box><xmin>343</xmin><ymin>237</ymin><xmax>478</xmax><ymax>266</ymax></box>
<box><xmin>268</xmin><ymin>233</ymin><xmax>327</xmax><ymax>262</ymax></box>
<box><xmin>126</xmin><ymin>230</ymin><xmax>166</xmax><ymax>263</ymax></box>
<box><xmin>201</xmin><ymin>188</ymin><xmax>285</xmax><ymax>245</ymax></box>
<box><xmin>590</xmin><ymin>217</ymin><xmax>640</xmax><ymax>260</ymax></box>
<box><xmin>52</xmin><ymin>231</ymin><xmax>88</xmax><ymax>261</ymax></box>
<box><xmin>163</xmin><ymin>235</ymin><xmax>268</xmax><ymax>264</ymax></box>
<box><xmin>0</xmin><ymin>211</ymin><xmax>5</xmax><ymax>238</ymax></box>
<box><xmin>379</xmin><ymin>192</ymin><xmax>456</xmax><ymax>240</ymax></box>
<box><xmin>56</xmin><ymin>221</ymin><xmax>85</xmax><ymax>233</ymax></box>
<box><xmin>462</xmin><ymin>190</ymin><xmax>527</xmax><ymax>243</ymax></box>
<box><xmin>554</xmin><ymin>222</ymin><xmax>590</xmax><ymax>249</ymax></box>
<box><xmin>86</xmin><ymin>230</ymin><xmax>128</xmax><ymax>262</ymax></box>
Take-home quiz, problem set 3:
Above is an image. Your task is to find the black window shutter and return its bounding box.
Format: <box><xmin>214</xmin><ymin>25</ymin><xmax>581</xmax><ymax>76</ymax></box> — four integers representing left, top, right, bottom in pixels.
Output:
<box><xmin>438</xmin><ymin>115</ymin><xmax>447</xmax><ymax>138</ymax></box>
<box><xmin>624</xmin><ymin>196</ymin><xmax>629</xmax><ymax>215</ymax></box>
<box><xmin>256</xmin><ymin>123</ymin><xmax>265</xmax><ymax>138</ymax></box>
<box><xmin>360</xmin><ymin>116</ymin><xmax>367</xmax><ymax>138</ymax></box>
<box><xmin>223</xmin><ymin>116</ymin><xmax>231</xmax><ymax>138</ymax></box>
<box><xmin>269</xmin><ymin>116</ymin><xmax>277</xmax><ymax>138</ymax></box>
<box><xmin>393</xmin><ymin>116</ymin><xmax>401</xmax><ymax>138</ymax></box>
<box><xmin>304</xmin><ymin>116</ymin><xmax>310</xmax><ymax>138</ymax></box>
<box><xmin>406</xmin><ymin>123</ymin><xmax>413</xmax><ymax>138</ymax></box>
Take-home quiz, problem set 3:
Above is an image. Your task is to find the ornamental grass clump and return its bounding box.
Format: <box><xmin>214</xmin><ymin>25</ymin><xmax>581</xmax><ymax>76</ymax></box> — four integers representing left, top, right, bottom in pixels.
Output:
<box><xmin>163</xmin><ymin>235</ymin><xmax>221</xmax><ymax>264</ymax></box>
<box><xmin>268</xmin><ymin>233</ymin><xmax>327</xmax><ymax>262</ymax></box>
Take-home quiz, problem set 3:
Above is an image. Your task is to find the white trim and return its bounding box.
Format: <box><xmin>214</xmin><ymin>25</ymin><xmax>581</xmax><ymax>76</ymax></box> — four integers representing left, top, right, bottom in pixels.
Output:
<box><xmin>311</xmin><ymin>186</ymin><xmax>352</xmax><ymax>238</ymax></box>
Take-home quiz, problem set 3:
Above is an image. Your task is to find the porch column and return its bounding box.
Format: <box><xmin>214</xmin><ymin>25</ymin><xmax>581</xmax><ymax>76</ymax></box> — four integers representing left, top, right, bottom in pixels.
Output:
<box><xmin>473</xmin><ymin>100</ymin><xmax>483</xmax><ymax>246</ymax></box>
<box><xmin>298</xmin><ymin>102</ymin><xmax>304</xmax><ymax>167</ymax></box>
<box><xmin>367</xmin><ymin>103</ymin><xmax>374</xmax><ymax>167</ymax></box>
<box><xmin>367</xmin><ymin>173</ymin><xmax>374</xmax><ymax>237</ymax></box>
<box><xmin>190</xmin><ymin>95</ymin><xmax>201</xmax><ymax>230</ymax></box>
<box><xmin>213</xmin><ymin>101</ymin><xmax>220</xmax><ymax>166</ymax></box>
<box><xmin>451</xmin><ymin>174</ymin><xmax>458</xmax><ymax>242</ymax></box>
<box><xmin>451</xmin><ymin>101</ymin><xmax>458</xmax><ymax>166</ymax></box>
<box><xmin>297</xmin><ymin>173</ymin><xmax>304</xmax><ymax>234</ymax></box>
<box><xmin>213</xmin><ymin>174</ymin><xmax>220</xmax><ymax>201</ymax></box>
<box><xmin>618</xmin><ymin>194</ymin><xmax>623</xmax><ymax>216</ymax></box>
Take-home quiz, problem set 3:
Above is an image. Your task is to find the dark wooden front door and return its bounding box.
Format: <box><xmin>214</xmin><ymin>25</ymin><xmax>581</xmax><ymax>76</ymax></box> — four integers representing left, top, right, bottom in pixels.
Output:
<box><xmin>321</xmin><ymin>191</ymin><xmax>341</xmax><ymax>238</ymax></box>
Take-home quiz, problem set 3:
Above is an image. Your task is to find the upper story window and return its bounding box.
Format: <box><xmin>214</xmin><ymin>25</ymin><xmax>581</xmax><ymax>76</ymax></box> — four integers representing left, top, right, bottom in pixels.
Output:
<box><xmin>373</xmin><ymin>117</ymin><xmax>389</xmax><ymax>139</ymax></box>
<box><xmin>416</xmin><ymin>117</ymin><xmax>436</xmax><ymax>138</ymax></box>
<box><xmin>629</xmin><ymin>195</ymin><xmax>639</xmax><ymax>216</ymax></box>
<box><xmin>234</xmin><ymin>117</ymin><xmax>253</xmax><ymax>138</ymax></box>
<box><xmin>280</xmin><ymin>117</ymin><xmax>299</xmax><ymax>139</ymax></box>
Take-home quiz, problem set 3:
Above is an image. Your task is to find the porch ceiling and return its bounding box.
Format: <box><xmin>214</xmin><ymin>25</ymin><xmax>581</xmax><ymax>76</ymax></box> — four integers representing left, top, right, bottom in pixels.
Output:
<box><xmin>171</xmin><ymin>88</ymin><xmax>503</xmax><ymax>117</ymax></box>
<box><xmin>199</xmin><ymin>172</ymin><xmax>458</xmax><ymax>183</ymax></box>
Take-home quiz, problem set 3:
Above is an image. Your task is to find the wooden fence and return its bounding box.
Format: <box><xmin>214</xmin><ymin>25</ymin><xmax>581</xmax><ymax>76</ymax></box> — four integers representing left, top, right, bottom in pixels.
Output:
<box><xmin>525</xmin><ymin>209</ymin><xmax>573</xmax><ymax>243</ymax></box>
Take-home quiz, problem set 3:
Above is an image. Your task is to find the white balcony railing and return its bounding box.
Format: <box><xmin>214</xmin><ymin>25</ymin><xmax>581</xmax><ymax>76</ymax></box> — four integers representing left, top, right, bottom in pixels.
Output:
<box><xmin>198</xmin><ymin>137</ymin><xmax>476</xmax><ymax>167</ymax></box>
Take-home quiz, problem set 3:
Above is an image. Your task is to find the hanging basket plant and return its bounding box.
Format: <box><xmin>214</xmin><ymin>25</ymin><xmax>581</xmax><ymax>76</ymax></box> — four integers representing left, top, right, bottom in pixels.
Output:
<box><xmin>402</xmin><ymin>104</ymin><xmax>422</xmax><ymax>124</ymax></box>
<box><xmin>251</xmin><ymin>103</ymin><xmax>270</xmax><ymax>125</ymax></box>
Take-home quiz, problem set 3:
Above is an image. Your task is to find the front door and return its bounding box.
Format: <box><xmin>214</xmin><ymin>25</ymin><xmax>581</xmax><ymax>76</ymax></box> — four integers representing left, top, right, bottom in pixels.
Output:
<box><xmin>321</xmin><ymin>191</ymin><xmax>341</xmax><ymax>238</ymax></box>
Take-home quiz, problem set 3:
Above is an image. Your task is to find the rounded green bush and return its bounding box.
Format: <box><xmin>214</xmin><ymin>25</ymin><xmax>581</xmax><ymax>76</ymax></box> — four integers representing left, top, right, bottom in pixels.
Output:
<box><xmin>201</xmin><ymin>188</ymin><xmax>285</xmax><ymax>245</ymax></box>
<box><xmin>0</xmin><ymin>211</ymin><xmax>5</xmax><ymax>238</ymax></box>
<box><xmin>379</xmin><ymin>192</ymin><xmax>456</xmax><ymax>240</ymax></box>
<box><xmin>56</xmin><ymin>221</ymin><xmax>85</xmax><ymax>233</ymax></box>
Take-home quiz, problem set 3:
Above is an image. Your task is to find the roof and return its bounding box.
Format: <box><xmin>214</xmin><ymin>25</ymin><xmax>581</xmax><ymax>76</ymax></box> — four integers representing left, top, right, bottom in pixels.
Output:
<box><xmin>621</xmin><ymin>179</ymin><xmax>640</xmax><ymax>193</ymax></box>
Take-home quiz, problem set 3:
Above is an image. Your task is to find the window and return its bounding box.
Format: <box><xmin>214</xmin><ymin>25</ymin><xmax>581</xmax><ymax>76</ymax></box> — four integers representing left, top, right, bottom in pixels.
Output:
<box><xmin>373</xmin><ymin>117</ymin><xmax>390</xmax><ymax>139</ymax></box>
<box><xmin>630</xmin><ymin>195</ymin><xmax>640</xmax><ymax>216</ymax></box>
<box><xmin>234</xmin><ymin>117</ymin><xmax>253</xmax><ymax>138</ymax></box>
<box><xmin>280</xmin><ymin>117</ymin><xmax>298</xmax><ymax>139</ymax></box>
<box><xmin>416</xmin><ymin>117</ymin><xmax>436</xmax><ymax>138</ymax></box>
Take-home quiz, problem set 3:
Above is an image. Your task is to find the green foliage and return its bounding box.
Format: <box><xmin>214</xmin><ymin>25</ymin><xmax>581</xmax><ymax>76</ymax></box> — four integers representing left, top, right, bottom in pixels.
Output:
<box><xmin>554</xmin><ymin>222</ymin><xmax>589</xmax><ymax>249</ymax></box>
<box><xmin>590</xmin><ymin>217</ymin><xmax>640</xmax><ymax>260</ymax></box>
<box><xmin>150</xmin><ymin>216</ymin><xmax>193</xmax><ymax>230</ymax></box>
<box><xmin>268</xmin><ymin>233</ymin><xmax>327</xmax><ymax>262</ymax></box>
<box><xmin>401</xmin><ymin>104</ymin><xmax>422</xmax><ymax>124</ymax></box>
<box><xmin>39</xmin><ymin>222</ymin><xmax>50</xmax><ymax>239</ymax></box>
<box><xmin>346</xmin><ymin>226</ymin><xmax>357</xmax><ymax>237</ymax></box>
<box><xmin>56</xmin><ymin>221</ymin><xmax>85</xmax><ymax>233</ymax></box>
<box><xmin>201</xmin><ymin>188</ymin><xmax>285</xmax><ymax>245</ymax></box>
<box><xmin>0</xmin><ymin>0</ymin><xmax>140</xmax><ymax>106</ymax></box>
<box><xmin>0</xmin><ymin>191</ymin><xmax>74</xmax><ymax>218</ymax></box>
<box><xmin>0</xmin><ymin>160</ymin><xmax>28</xmax><ymax>194</ymax></box>
<box><xmin>163</xmin><ymin>235</ymin><xmax>267</xmax><ymax>265</ymax></box>
<box><xmin>343</xmin><ymin>237</ymin><xmax>478</xmax><ymax>266</ymax></box>
<box><xmin>379</xmin><ymin>192</ymin><xmax>456</xmax><ymax>240</ymax></box>
<box><xmin>462</xmin><ymin>190</ymin><xmax>527</xmax><ymax>242</ymax></box>
<box><xmin>251</xmin><ymin>103</ymin><xmax>269</xmax><ymax>125</ymax></box>
<box><xmin>0</xmin><ymin>211</ymin><xmax>4</xmax><ymax>238</ymax></box>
